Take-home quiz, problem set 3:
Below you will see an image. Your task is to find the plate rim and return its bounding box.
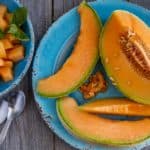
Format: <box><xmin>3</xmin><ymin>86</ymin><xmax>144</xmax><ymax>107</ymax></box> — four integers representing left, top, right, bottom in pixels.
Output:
<box><xmin>32</xmin><ymin>1</ymin><xmax>150</xmax><ymax>149</ymax></box>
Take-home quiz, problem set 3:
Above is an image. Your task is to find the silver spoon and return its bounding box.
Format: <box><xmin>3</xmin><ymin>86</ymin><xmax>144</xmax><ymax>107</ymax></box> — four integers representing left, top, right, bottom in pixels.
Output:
<box><xmin>0</xmin><ymin>100</ymin><xmax>8</xmax><ymax>124</ymax></box>
<box><xmin>0</xmin><ymin>91</ymin><xmax>26</xmax><ymax>144</ymax></box>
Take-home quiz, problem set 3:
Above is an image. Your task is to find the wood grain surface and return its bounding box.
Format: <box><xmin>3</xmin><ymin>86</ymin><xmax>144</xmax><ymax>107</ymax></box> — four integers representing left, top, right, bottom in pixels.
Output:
<box><xmin>0</xmin><ymin>0</ymin><xmax>150</xmax><ymax>150</ymax></box>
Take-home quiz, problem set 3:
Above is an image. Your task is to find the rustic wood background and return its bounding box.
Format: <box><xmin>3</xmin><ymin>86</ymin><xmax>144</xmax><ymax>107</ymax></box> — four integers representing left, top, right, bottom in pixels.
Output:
<box><xmin>0</xmin><ymin>0</ymin><xmax>150</xmax><ymax>150</ymax></box>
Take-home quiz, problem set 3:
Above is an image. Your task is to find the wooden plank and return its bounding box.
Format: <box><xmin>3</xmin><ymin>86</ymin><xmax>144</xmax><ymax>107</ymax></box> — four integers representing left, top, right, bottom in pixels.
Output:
<box><xmin>73</xmin><ymin>0</ymin><xmax>82</xmax><ymax>7</ymax></box>
<box><xmin>55</xmin><ymin>136</ymin><xmax>74</xmax><ymax>150</ymax></box>
<box><xmin>63</xmin><ymin>0</ymin><xmax>74</xmax><ymax>12</ymax></box>
<box><xmin>130</xmin><ymin>0</ymin><xmax>150</xmax><ymax>9</ymax></box>
<box><xmin>53</xmin><ymin>0</ymin><xmax>64</xmax><ymax>21</ymax></box>
<box><xmin>21</xmin><ymin>0</ymin><xmax>53</xmax><ymax>43</ymax></box>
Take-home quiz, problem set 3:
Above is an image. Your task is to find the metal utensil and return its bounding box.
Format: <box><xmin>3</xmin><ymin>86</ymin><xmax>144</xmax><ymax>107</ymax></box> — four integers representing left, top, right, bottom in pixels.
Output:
<box><xmin>0</xmin><ymin>91</ymin><xmax>26</xmax><ymax>144</ymax></box>
<box><xmin>0</xmin><ymin>101</ymin><xmax>8</xmax><ymax>124</ymax></box>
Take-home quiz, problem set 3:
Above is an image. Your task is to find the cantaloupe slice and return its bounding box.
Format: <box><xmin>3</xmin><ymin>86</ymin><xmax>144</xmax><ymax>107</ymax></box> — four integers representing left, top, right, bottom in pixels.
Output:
<box><xmin>80</xmin><ymin>98</ymin><xmax>150</xmax><ymax>116</ymax></box>
<box><xmin>100</xmin><ymin>10</ymin><xmax>150</xmax><ymax>104</ymax></box>
<box><xmin>37</xmin><ymin>2</ymin><xmax>102</xmax><ymax>98</ymax></box>
<box><xmin>57</xmin><ymin>97</ymin><xmax>150</xmax><ymax>145</ymax></box>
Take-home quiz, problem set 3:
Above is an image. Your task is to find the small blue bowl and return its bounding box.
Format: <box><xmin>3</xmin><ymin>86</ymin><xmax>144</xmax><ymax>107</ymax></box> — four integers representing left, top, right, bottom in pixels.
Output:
<box><xmin>0</xmin><ymin>0</ymin><xmax>34</xmax><ymax>97</ymax></box>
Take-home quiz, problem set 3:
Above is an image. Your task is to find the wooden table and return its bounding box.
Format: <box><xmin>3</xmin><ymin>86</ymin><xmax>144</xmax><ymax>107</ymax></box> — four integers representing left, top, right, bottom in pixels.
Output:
<box><xmin>0</xmin><ymin>0</ymin><xmax>150</xmax><ymax>150</ymax></box>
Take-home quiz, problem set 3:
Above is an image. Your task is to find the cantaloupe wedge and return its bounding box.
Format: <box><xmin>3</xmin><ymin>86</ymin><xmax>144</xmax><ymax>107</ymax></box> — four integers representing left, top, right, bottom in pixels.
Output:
<box><xmin>100</xmin><ymin>10</ymin><xmax>150</xmax><ymax>104</ymax></box>
<box><xmin>57</xmin><ymin>97</ymin><xmax>150</xmax><ymax>145</ymax></box>
<box><xmin>80</xmin><ymin>98</ymin><xmax>150</xmax><ymax>116</ymax></box>
<box><xmin>37</xmin><ymin>1</ymin><xmax>102</xmax><ymax>98</ymax></box>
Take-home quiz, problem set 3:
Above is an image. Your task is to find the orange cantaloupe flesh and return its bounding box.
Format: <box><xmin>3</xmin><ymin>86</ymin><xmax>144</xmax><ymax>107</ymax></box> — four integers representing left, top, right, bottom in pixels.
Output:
<box><xmin>0</xmin><ymin>19</ymin><xmax>8</xmax><ymax>31</ymax></box>
<box><xmin>7</xmin><ymin>45</ymin><xmax>24</xmax><ymax>62</ymax></box>
<box><xmin>100</xmin><ymin>10</ymin><xmax>150</xmax><ymax>104</ymax></box>
<box><xmin>0</xmin><ymin>66</ymin><xmax>13</xmax><ymax>82</ymax></box>
<box><xmin>37</xmin><ymin>2</ymin><xmax>102</xmax><ymax>98</ymax></box>
<box><xmin>0</xmin><ymin>5</ymin><xmax>8</xmax><ymax>31</ymax></box>
<box><xmin>57</xmin><ymin>97</ymin><xmax>150</xmax><ymax>145</ymax></box>
<box><xmin>5</xmin><ymin>34</ymin><xmax>20</xmax><ymax>44</ymax></box>
<box><xmin>0</xmin><ymin>59</ymin><xmax>13</xmax><ymax>68</ymax></box>
<box><xmin>0</xmin><ymin>59</ymin><xmax>4</xmax><ymax>66</ymax></box>
<box><xmin>0</xmin><ymin>39</ymin><xmax>13</xmax><ymax>50</ymax></box>
<box><xmin>0</xmin><ymin>5</ymin><xmax>7</xmax><ymax>17</ymax></box>
<box><xmin>3</xmin><ymin>60</ymin><xmax>13</xmax><ymax>68</ymax></box>
<box><xmin>5</xmin><ymin>13</ymin><xmax>13</xmax><ymax>24</ymax></box>
<box><xmin>0</xmin><ymin>41</ymin><xmax>6</xmax><ymax>58</ymax></box>
<box><xmin>80</xmin><ymin>98</ymin><xmax>150</xmax><ymax>116</ymax></box>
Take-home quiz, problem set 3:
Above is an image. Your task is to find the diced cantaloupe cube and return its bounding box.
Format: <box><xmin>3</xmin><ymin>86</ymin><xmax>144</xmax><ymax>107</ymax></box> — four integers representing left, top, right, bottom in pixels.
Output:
<box><xmin>0</xmin><ymin>41</ymin><xmax>6</xmax><ymax>58</ymax></box>
<box><xmin>5</xmin><ymin>34</ymin><xmax>20</xmax><ymax>44</ymax></box>
<box><xmin>0</xmin><ymin>18</ymin><xmax>8</xmax><ymax>31</ymax></box>
<box><xmin>0</xmin><ymin>66</ymin><xmax>13</xmax><ymax>82</ymax></box>
<box><xmin>3</xmin><ymin>60</ymin><xmax>13</xmax><ymax>68</ymax></box>
<box><xmin>0</xmin><ymin>5</ymin><xmax>8</xmax><ymax>31</ymax></box>
<box><xmin>0</xmin><ymin>59</ymin><xmax>13</xmax><ymax>68</ymax></box>
<box><xmin>0</xmin><ymin>59</ymin><xmax>4</xmax><ymax>66</ymax></box>
<box><xmin>0</xmin><ymin>5</ymin><xmax>7</xmax><ymax>17</ymax></box>
<box><xmin>4</xmin><ymin>13</ymin><xmax>12</xmax><ymax>24</ymax></box>
<box><xmin>0</xmin><ymin>60</ymin><xmax>13</xmax><ymax>68</ymax></box>
<box><xmin>7</xmin><ymin>45</ymin><xmax>24</xmax><ymax>62</ymax></box>
<box><xmin>0</xmin><ymin>39</ymin><xmax>13</xmax><ymax>50</ymax></box>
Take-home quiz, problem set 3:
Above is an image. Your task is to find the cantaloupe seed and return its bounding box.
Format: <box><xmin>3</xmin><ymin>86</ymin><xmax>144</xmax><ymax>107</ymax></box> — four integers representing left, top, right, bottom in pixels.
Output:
<box><xmin>119</xmin><ymin>29</ymin><xmax>150</xmax><ymax>80</ymax></box>
<box><xmin>101</xmin><ymin>10</ymin><xmax>150</xmax><ymax>104</ymax></box>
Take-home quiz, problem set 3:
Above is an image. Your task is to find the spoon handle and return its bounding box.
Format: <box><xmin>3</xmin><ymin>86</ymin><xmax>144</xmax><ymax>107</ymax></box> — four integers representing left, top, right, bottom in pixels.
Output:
<box><xmin>0</xmin><ymin>119</ymin><xmax>13</xmax><ymax>145</ymax></box>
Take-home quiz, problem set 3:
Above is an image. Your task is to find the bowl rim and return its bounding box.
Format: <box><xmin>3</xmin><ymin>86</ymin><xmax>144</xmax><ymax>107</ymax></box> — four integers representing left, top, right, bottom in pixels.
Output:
<box><xmin>0</xmin><ymin>0</ymin><xmax>35</xmax><ymax>97</ymax></box>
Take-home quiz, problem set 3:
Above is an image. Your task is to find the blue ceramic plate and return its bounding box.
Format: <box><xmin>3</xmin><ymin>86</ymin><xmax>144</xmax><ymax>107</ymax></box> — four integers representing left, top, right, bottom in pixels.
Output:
<box><xmin>0</xmin><ymin>0</ymin><xmax>34</xmax><ymax>97</ymax></box>
<box><xmin>32</xmin><ymin>0</ymin><xmax>150</xmax><ymax>149</ymax></box>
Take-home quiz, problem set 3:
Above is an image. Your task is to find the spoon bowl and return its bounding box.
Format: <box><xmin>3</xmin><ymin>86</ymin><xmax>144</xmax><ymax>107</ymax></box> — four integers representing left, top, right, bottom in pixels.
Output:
<box><xmin>0</xmin><ymin>91</ymin><xmax>26</xmax><ymax>145</ymax></box>
<box><xmin>0</xmin><ymin>101</ymin><xmax>8</xmax><ymax>124</ymax></box>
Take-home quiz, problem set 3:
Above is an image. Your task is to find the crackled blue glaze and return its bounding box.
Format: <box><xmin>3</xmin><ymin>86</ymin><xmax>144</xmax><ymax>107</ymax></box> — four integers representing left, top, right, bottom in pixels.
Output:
<box><xmin>32</xmin><ymin>0</ymin><xmax>150</xmax><ymax>149</ymax></box>
<box><xmin>0</xmin><ymin>0</ymin><xmax>34</xmax><ymax>97</ymax></box>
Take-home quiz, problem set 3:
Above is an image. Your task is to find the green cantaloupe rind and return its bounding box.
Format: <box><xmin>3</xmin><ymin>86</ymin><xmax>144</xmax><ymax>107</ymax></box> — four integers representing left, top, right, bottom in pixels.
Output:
<box><xmin>56</xmin><ymin>98</ymin><xmax>150</xmax><ymax>146</ymax></box>
<box><xmin>37</xmin><ymin>2</ymin><xmax>102</xmax><ymax>98</ymax></box>
<box><xmin>99</xmin><ymin>10</ymin><xmax>150</xmax><ymax>104</ymax></box>
<box><xmin>37</xmin><ymin>52</ymin><xmax>98</xmax><ymax>98</ymax></box>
